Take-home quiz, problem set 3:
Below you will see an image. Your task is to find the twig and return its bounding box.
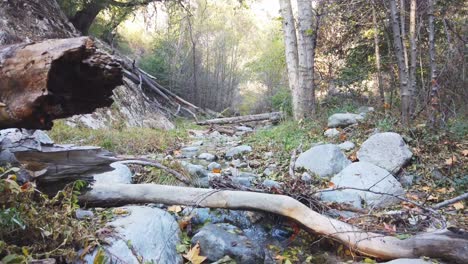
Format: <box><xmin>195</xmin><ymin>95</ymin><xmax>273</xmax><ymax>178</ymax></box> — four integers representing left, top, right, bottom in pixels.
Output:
<box><xmin>116</xmin><ymin>157</ymin><xmax>191</xmax><ymax>185</ymax></box>
<box><xmin>289</xmin><ymin>143</ymin><xmax>302</xmax><ymax>179</ymax></box>
<box><xmin>432</xmin><ymin>193</ymin><xmax>468</xmax><ymax>210</ymax></box>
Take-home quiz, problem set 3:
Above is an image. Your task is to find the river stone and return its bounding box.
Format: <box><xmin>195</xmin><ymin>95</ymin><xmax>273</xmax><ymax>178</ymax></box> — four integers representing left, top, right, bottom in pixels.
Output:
<box><xmin>225</xmin><ymin>145</ymin><xmax>252</xmax><ymax>159</ymax></box>
<box><xmin>380</xmin><ymin>259</ymin><xmax>436</xmax><ymax>264</ymax></box>
<box><xmin>324</xmin><ymin>128</ymin><xmax>340</xmax><ymax>138</ymax></box>
<box><xmin>192</xmin><ymin>223</ymin><xmax>264</xmax><ymax>264</ymax></box>
<box><xmin>295</xmin><ymin>144</ymin><xmax>351</xmax><ymax>178</ymax></box>
<box><xmin>198</xmin><ymin>153</ymin><xmax>216</xmax><ymax>161</ymax></box>
<box><xmin>83</xmin><ymin>206</ymin><xmax>182</xmax><ymax>264</ymax></box>
<box><xmin>181</xmin><ymin>162</ymin><xmax>210</xmax><ymax>178</ymax></box>
<box><xmin>321</xmin><ymin>162</ymin><xmax>405</xmax><ymax>209</ymax></box>
<box><xmin>93</xmin><ymin>162</ymin><xmax>133</xmax><ymax>184</ymax></box>
<box><xmin>263</xmin><ymin>179</ymin><xmax>281</xmax><ymax>189</ymax></box>
<box><xmin>207</xmin><ymin>162</ymin><xmax>222</xmax><ymax>171</ymax></box>
<box><xmin>231</xmin><ymin>176</ymin><xmax>256</xmax><ymax>187</ymax></box>
<box><xmin>357</xmin><ymin>132</ymin><xmax>413</xmax><ymax>173</ymax></box>
<box><xmin>338</xmin><ymin>141</ymin><xmax>355</xmax><ymax>151</ymax></box>
<box><xmin>328</xmin><ymin>113</ymin><xmax>364</xmax><ymax>128</ymax></box>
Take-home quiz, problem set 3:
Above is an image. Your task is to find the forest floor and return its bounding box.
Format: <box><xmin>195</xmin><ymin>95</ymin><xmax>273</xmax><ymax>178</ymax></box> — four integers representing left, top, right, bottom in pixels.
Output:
<box><xmin>1</xmin><ymin>107</ymin><xmax>467</xmax><ymax>263</ymax></box>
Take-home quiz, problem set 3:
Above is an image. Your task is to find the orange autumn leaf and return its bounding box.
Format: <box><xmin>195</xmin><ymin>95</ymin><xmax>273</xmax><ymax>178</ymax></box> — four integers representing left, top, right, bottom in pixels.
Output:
<box><xmin>328</xmin><ymin>182</ymin><xmax>335</xmax><ymax>188</ymax></box>
<box><xmin>212</xmin><ymin>168</ymin><xmax>221</xmax><ymax>173</ymax></box>
<box><xmin>183</xmin><ymin>242</ymin><xmax>207</xmax><ymax>264</ymax></box>
<box><xmin>339</xmin><ymin>133</ymin><xmax>347</xmax><ymax>141</ymax></box>
<box><xmin>20</xmin><ymin>182</ymin><xmax>32</xmax><ymax>192</ymax></box>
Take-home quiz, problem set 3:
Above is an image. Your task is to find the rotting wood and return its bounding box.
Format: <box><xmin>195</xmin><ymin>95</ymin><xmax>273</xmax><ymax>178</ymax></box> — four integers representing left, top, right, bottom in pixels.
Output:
<box><xmin>79</xmin><ymin>184</ymin><xmax>468</xmax><ymax>263</ymax></box>
<box><xmin>0</xmin><ymin>37</ymin><xmax>122</xmax><ymax>129</ymax></box>
<box><xmin>197</xmin><ymin>112</ymin><xmax>282</xmax><ymax>126</ymax></box>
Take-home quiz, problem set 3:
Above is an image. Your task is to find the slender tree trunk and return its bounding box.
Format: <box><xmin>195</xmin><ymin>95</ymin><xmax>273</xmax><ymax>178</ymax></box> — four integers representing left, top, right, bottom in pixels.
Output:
<box><xmin>279</xmin><ymin>0</ymin><xmax>299</xmax><ymax>119</ymax></box>
<box><xmin>427</xmin><ymin>0</ymin><xmax>440</xmax><ymax>128</ymax></box>
<box><xmin>400</xmin><ymin>0</ymin><xmax>409</xmax><ymax>69</ymax></box>
<box><xmin>409</xmin><ymin>0</ymin><xmax>417</xmax><ymax>114</ymax></box>
<box><xmin>389</xmin><ymin>0</ymin><xmax>411</xmax><ymax>125</ymax></box>
<box><xmin>372</xmin><ymin>3</ymin><xmax>385</xmax><ymax>106</ymax></box>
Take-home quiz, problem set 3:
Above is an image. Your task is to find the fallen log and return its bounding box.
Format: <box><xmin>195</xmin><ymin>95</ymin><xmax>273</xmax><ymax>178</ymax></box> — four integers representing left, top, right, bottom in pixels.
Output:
<box><xmin>0</xmin><ymin>37</ymin><xmax>122</xmax><ymax>129</ymax></box>
<box><xmin>80</xmin><ymin>184</ymin><xmax>468</xmax><ymax>263</ymax></box>
<box><xmin>197</xmin><ymin>112</ymin><xmax>282</xmax><ymax>126</ymax></box>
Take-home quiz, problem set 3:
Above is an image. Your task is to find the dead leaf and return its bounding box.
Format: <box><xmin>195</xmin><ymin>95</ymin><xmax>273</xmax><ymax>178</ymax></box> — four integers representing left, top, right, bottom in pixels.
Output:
<box><xmin>112</xmin><ymin>208</ymin><xmax>129</xmax><ymax>215</ymax></box>
<box><xmin>168</xmin><ymin>205</ymin><xmax>183</xmax><ymax>213</ymax></box>
<box><xmin>20</xmin><ymin>182</ymin><xmax>32</xmax><ymax>192</ymax></box>
<box><xmin>445</xmin><ymin>156</ymin><xmax>457</xmax><ymax>166</ymax></box>
<box><xmin>178</xmin><ymin>216</ymin><xmax>192</xmax><ymax>230</ymax></box>
<box><xmin>452</xmin><ymin>202</ymin><xmax>464</xmax><ymax>210</ymax></box>
<box><xmin>183</xmin><ymin>242</ymin><xmax>207</xmax><ymax>264</ymax></box>
<box><xmin>462</xmin><ymin>150</ymin><xmax>468</xmax><ymax>157</ymax></box>
<box><xmin>339</xmin><ymin>133</ymin><xmax>347</xmax><ymax>141</ymax></box>
<box><xmin>328</xmin><ymin>182</ymin><xmax>335</xmax><ymax>188</ymax></box>
<box><xmin>212</xmin><ymin>168</ymin><xmax>221</xmax><ymax>173</ymax></box>
<box><xmin>383</xmin><ymin>223</ymin><xmax>396</xmax><ymax>233</ymax></box>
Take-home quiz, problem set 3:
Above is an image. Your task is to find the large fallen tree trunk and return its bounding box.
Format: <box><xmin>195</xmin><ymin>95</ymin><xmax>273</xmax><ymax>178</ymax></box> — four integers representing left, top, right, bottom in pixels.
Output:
<box><xmin>197</xmin><ymin>112</ymin><xmax>282</xmax><ymax>125</ymax></box>
<box><xmin>0</xmin><ymin>37</ymin><xmax>122</xmax><ymax>129</ymax></box>
<box><xmin>80</xmin><ymin>184</ymin><xmax>468</xmax><ymax>263</ymax></box>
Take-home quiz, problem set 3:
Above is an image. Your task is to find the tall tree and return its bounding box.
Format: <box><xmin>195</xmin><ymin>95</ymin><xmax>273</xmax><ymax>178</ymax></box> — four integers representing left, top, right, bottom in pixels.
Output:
<box><xmin>427</xmin><ymin>0</ymin><xmax>440</xmax><ymax>128</ymax></box>
<box><xmin>372</xmin><ymin>2</ymin><xmax>385</xmax><ymax>106</ymax></box>
<box><xmin>389</xmin><ymin>0</ymin><xmax>411</xmax><ymax>124</ymax></box>
<box><xmin>279</xmin><ymin>0</ymin><xmax>300</xmax><ymax>119</ymax></box>
<box><xmin>408</xmin><ymin>0</ymin><xmax>417</xmax><ymax>114</ymax></box>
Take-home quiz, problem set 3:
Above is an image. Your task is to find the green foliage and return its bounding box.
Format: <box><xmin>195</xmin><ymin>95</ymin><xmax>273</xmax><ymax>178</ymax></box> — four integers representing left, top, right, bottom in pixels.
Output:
<box><xmin>447</xmin><ymin>117</ymin><xmax>468</xmax><ymax>139</ymax></box>
<box><xmin>271</xmin><ymin>87</ymin><xmax>293</xmax><ymax>116</ymax></box>
<box><xmin>49</xmin><ymin>120</ymin><xmax>191</xmax><ymax>155</ymax></box>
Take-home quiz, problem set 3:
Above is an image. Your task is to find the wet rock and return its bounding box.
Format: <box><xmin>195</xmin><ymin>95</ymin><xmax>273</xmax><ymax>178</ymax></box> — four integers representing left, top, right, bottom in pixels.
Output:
<box><xmin>357</xmin><ymin>132</ymin><xmax>413</xmax><ymax>173</ymax></box>
<box><xmin>93</xmin><ymin>162</ymin><xmax>133</xmax><ymax>185</ymax></box>
<box><xmin>198</xmin><ymin>153</ymin><xmax>217</xmax><ymax>161</ymax></box>
<box><xmin>83</xmin><ymin>206</ymin><xmax>182</xmax><ymax>264</ymax></box>
<box><xmin>321</xmin><ymin>162</ymin><xmax>405</xmax><ymax>209</ymax></box>
<box><xmin>295</xmin><ymin>144</ymin><xmax>351</xmax><ymax>178</ymax></box>
<box><xmin>225</xmin><ymin>145</ymin><xmax>252</xmax><ymax>159</ymax></box>
<box><xmin>324</xmin><ymin>128</ymin><xmax>340</xmax><ymax>138</ymax></box>
<box><xmin>328</xmin><ymin>113</ymin><xmax>364</xmax><ymax>128</ymax></box>
<box><xmin>338</xmin><ymin>141</ymin><xmax>355</xmax><ymax>151</ymax></box>
<box><xmin>192</xmin><ymin>223</ymin><xmax>264</xmax><ymax>264</ymax></box>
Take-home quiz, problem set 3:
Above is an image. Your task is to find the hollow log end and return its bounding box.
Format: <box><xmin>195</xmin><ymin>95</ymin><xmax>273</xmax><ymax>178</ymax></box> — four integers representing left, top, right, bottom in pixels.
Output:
<box><xmin>0</xmin><ymin>37</ymin><xmax>123</xmax><ymax>130</ymax></box>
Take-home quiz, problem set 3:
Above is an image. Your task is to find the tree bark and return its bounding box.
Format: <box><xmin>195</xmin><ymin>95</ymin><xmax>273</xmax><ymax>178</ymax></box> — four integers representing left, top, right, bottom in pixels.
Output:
<box><xmin>389</xmin><ymin>0</ymin><xmax>411</xmax><ymax>125</ymax></box>
<box><xmin>0</xmin><ymin>37</ymin><xmax>122</xmax><ymax>129</ymax></box>
<box><xmin>296</xmin><ymin>0</ymin><xmax>317</xmax><ymax>119</ymax></box>
<box><xmin>372</xmin><ymin>3</ymin><xmax>385</xmax><ymax>106</ymax></box>
<box><xmin>79</xmin><ymin>184</ymin><xmax>468</xmax><ymax>263</ymax></box>
<box><xmin>71</xmin><ymin>0</ymin><xmax>107</xmax><ymax>35</ymax></box>
<box><xmin>427</xmin><ymin>0</ymin><xmax>440</xmax><ymax>128</ymax></box>
<box><xmin>279</xmin><ymin>0</ymin><xmax>300</xmax><ymax>119</ymax></box>
<box><xmin>197</xmin><ymin>112</ymin><xmax>282</xmax><ymax>125</ymax></box>
<box><xmin>408</xmin><ymin>0</ymin><xmax>417</xmax><ymax>114</ymax></box>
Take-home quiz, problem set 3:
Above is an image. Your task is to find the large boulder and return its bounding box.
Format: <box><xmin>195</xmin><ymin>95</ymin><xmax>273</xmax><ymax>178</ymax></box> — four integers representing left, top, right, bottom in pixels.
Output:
<box><xmin>328</xmin><ymin>113</ymin><xmax>364</xmax><ymax>128</ymax></box>
<box><xmin>321</xmin><ymin>162</ymin><xmax>405</xmax><ymax>209</ymax></box>
<box><xmin>192</xmin><ymin>223</ymin><xmax>264</xmax><ymax>264</ymax></box>
<box><xmin>357</xmin><ymin>132</ymin><xmax>413</xmax><ymax>173</ymax></box>
<box><xmin>83</xmin><ymin>206</ymin><xmax>182</xmax><ymax>264</ymax></box>
<box><xmin>295</xmin><ymin>144</ymin><xmax>351</xmax><ymax>178</ymax></box>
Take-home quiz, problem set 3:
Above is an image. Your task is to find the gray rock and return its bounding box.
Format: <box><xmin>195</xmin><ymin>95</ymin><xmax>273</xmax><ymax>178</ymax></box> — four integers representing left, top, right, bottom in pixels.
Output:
<box><xmin>357</xmin><ymin>132</ymin><xmax>413</xmax><ymax>173</ymax></box>
<box><xmin>83</xmin><ymin>206</ymin><xmax>182</xmax><ymax>264</ymax></box>
<box><xmin>208</xmin><ymin>162</ymin><xmax>222</xmax><ymax>171</ymax></box>
<box><xmin>263</xmin><ymin>179</ymin><xmax>281</xmax><ymax>189</ymax></box>
<box><xmin>192</xmin><ymin>140</ymin><xmax>204</xmax><ymax>146</ymax></box>
<box><xmin>324</xmin><ymin>128</ymin><xmax>340</xmax><ymax>138</ymax></box>
<box><xmin>93</xmin><ymin>162</ymin><xmax>133</xmax><ymax>185</ymax></box>
<box><xmin>192</xmin><ymin>223</ymin><xmax>264</xmax><ymax>264</ymax></box>
<box><xmin>182</xmin><ymin>208</ymin><xmax>258</xmax><ymax>229</ymax></box>
<box><xmin>236</xmin><ymin>126</ymin><xmax>253</xmax><ymax>132</ymax></box>
<box><xmin>232</xmin><ymin>176</ymin><xmax>256</xmax><ymax>187</ymax></box>
<box><xmin>198</xmin><ymin>153</ymin><xmax>216</xmax><ymax>161</ymax></box>
<box><xmin>295</xmin><ymin>144</ymin><xmax>351</xmax><ymax>178</ymax></box>
<box><xmin>75</xmin><ymin>209</ymin><xmax>94</xmax><ymax>220</ymax></box>
<box><xmin>338</xmin><ymin>141</ymin><xmax>355</xmax><ymax>151</ymax></box>
<box><xmin>399</xmin><ymin>174</ymin><xmax>414</xmax><ymax>188</ymax></box>
<box><xmin>321</xmin><ymin>162</ymin><xmax>405</xmax><ymax>209</ymax></box>
<box><xmin>264</xmin><ymin>152</ymin><xmax>274</xmax><ymax>158</ymax></box>
<box><xmin>0</xmin><ymin>128</ymin><xmax>41</xmax><ymax>152</ymax></box>
<box><xmin>32</xmin><ymin>130</ymin><xmax>54</xmax><ymax>145</ymax></box>
<box><xmin>328</xmin><ymin>113</ymin><xmax>364</xmax><ymax>128</ymax></box>
<box><xmin>357</xmin><ymin>106</ymin><xmax>375</xmax><ymax>115</ymax></box>
<box><xmin>380</xmin><ymin>259</ymin><xmax>436</xmax><ymax>264</ymax></box>
<box><xmin>263</xmin><ymin>164</ymin><xmax>277</xmax><ymax>177</ymax></box>
<box><xmin>225</xmin><ymin>145</ymin><xmax>252</xmax><ymax>159</ymax></box>
<box><xmin>301</xmin><ymin>172</ymin><xmax>312</xmax><ymax>183</ymax></box>
<box><xmin>182</xmin><ymin>162</ymin><xmax>210</xmax><ymax>178</ymax></box>
<box><xmin>181</xmin><ymin>146</ymin><xmax>199</xmax><ymax>158</ymax></box>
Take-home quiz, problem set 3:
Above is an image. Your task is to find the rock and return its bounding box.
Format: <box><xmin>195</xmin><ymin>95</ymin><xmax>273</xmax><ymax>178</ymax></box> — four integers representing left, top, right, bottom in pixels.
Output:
<box><xmin>263</xmin><ymin>164</ymin><xmax>277</xmax><ymax>177</ymax></box>
<box><xmin>198</xmin><ymin>153</ymin><xmax>217</xmax><ymax>161</ymax></box>
<box><xmin>236</xmin><ymin>126</ymin><xmax>253</xmax><ymax>132</ymax></box>
<box><xmin>181</xmin><ymin>162</ymin><xmax>210</xmax><ymax>178</ymax></box>
<box><xmin>231</xmin><ymin>159</ymin><xmax>248</xmax><ymax>168</ymax></box>
<box><xmin>357</xmin><ymin>132</ymin><xmax>413</xmax><ymax>172</ymax></box>
<box><xmin>248</xmin><ymin>160</ymin><xmax>261</xmax><ymax>168</ymax></box>
<box><xmin>192</xmin><ymin>140</ymin><xmax>204</xmax><ymax>146</ymax></box>
<box><xmin>263</xmin><ymin>179</ymin><xmax>281</xmax><ymax>189</ymax></box>
<box><xmin>301</xmin><ymin>172</ymin><xmax>312</xmax><ymax>183</ymax></box>
<box><xmin>295</xmin><ymin>144</ymin><xmax>351</xmax><ymax>178</ymax></box>
<box><xmin>239</xmin><ymin>172</ymin><xmax>258</xmax><ymax>178</ymax></box>
<box><xmin>380</xmin><ymin>259</ymin><xmax>436</xmax><ymax>264</ymax></box>
<box><xmin>327</xmin><ymin>113</ymin><xmax>364</xmax><ymax>128</ymax></box>
<box><xmin>181</xmin><ymin>146</ymin><xmax>199</xmax><ymax>152</ymax></box>
<box><xmin>321</xmin><ymin>162</ymin><xmax>405</xmax><ymax>209</ymax></box>
<box><xmin>83</xmin><ymin>206</ymin><xmax>182</xmax><ymax>264</ymax></box>
<box><xmin>232</xmin><ymin>176</ymin><xmax>256</xmax><ymax>187</ymax></box>
<box><xmin>357</xmin><ymin>106</ymin><xmax>375</xmax><ymax>115</ymax></box>
<box><xmin>192</xmin><ymin>223</ymin><xmax>264</xmax><ymax>264</ymax></box>
<box><xmin>208</xmin><ymin>162</ymin><xmax>222</xmax><ymax>171</ymax></box>
<box><xmin>75</xmin><ymin>209</ymin><xmax>94</xmax><ymax>220</ymax></box>
<box><xmin>324</xmin><ymin>128</ymin><xmax>340</xmax><ymax>138</ymax></box>
<box><xmin>93</xmin><ymin>162</ymin><xmax>133</xmax><ymax>185</ymax></box>
<box><xmin>264</xmin><ymin>152</ymin><xmax>274</xmax><ymax>158</ymax></box>
<box><xmin>431</xmin><ymin>168</ymin><xmax>444</xmax><ymax>181</ymax></box>
<box><xmin>225</xmin><ymin>145</ymin><xmax>252</xmax><ymax>159</ymax></box>
<box><xmin>338</xmin><ymin>141</ymin><xmax>355</xmax><ymax>151</ymax></box>
<box><xmin>182</xmin><ymin>208</ymin><xmax>259</xmax><ymax>229</ymax></box>
<box><xmin>32</xmin><ymin>130</ymin><xmax>54</xmax><ymax>145</ymax></box>
<box><xmin>399</xmin><ymin>173</ymin><xmax>414</xmax><ymax>187</ymax></box>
